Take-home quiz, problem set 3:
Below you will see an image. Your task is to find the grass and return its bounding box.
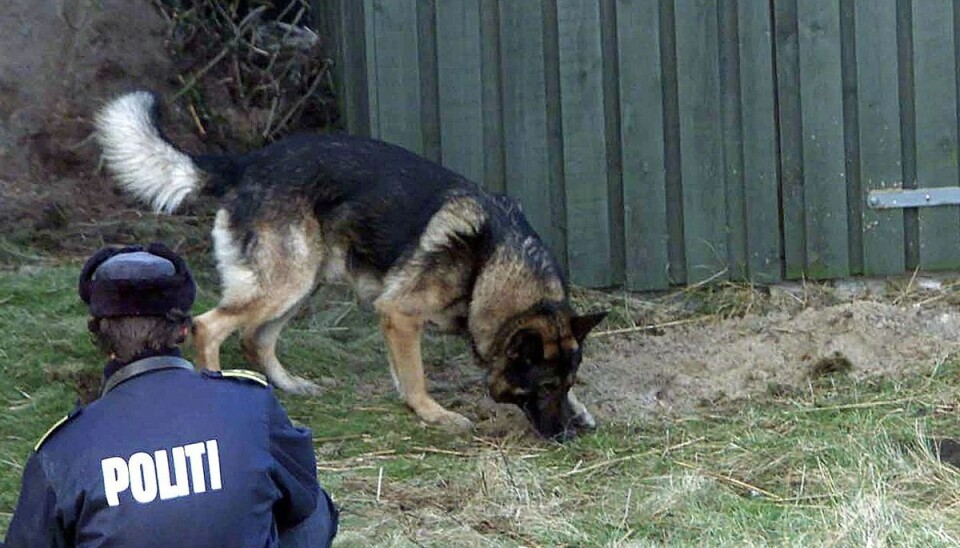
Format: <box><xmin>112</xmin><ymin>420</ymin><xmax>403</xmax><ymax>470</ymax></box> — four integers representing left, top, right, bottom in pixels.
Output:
<box><xmin>3</xmin><ymin>249</ymin><xmax>960</xmax><ymax>546</ymax></box>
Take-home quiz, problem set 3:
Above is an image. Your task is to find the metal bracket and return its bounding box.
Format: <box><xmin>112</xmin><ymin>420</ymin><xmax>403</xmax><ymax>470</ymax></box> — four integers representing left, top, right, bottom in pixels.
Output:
<box><xmin>867</xmin><ymin>187</ymin><xmax>960</xmax><ymax>209</ymax></box>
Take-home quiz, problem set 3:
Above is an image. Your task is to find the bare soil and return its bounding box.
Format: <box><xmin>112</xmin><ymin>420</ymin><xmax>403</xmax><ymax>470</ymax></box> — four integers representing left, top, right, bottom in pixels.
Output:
<box><xmin>0</xmin><ymin>0</ymin><xmax>283</xmax><ymax>257</ymax></box>
<box><xmin>410</xmin><ymin>283</ymin><xmax>960</xmax><ymax>437</ymax></box>
<box><xmin>579</xmin><ymin>298</ymin><xmax>960</xmax><ymax>419</ymax></box>
<box><xmin>1</xmin><ymin>0</ymin><xmax>180</xmax><ymax>238</ymax></box>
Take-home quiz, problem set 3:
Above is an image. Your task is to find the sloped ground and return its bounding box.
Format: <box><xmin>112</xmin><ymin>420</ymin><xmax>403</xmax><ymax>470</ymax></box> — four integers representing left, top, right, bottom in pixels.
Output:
<box><xmin>7</xmin><ymin>263</ymin><xmax>960</xmax><ymax>546</ymax></box>
<box><xmin>0</xmin><ymin>0</ymin><xmax>184</xmax><ymax>239</ymax></box>
<box><xmin>0</xmin><ymin>0</ymin><xmax>334</xmax><ymax>258</ymax></box>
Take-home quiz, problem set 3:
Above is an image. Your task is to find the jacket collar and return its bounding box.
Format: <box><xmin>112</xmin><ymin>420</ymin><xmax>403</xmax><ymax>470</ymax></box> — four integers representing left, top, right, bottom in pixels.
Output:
<box><xmin>100</xmin><ymin>355</ymin><xmax>195</xmax><ymax>396</ymax></box>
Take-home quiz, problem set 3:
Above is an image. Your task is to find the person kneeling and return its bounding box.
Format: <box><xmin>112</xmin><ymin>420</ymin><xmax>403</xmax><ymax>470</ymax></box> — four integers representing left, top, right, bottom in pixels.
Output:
<box><xmin>4</xmin><ymin>243</ymin><xmax>337</xmax><ymax>547</ymax></box>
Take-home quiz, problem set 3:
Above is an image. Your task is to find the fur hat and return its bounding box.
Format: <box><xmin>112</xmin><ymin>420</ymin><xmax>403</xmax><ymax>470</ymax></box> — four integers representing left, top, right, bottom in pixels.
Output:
<box><xmin>78</xmin><ymin>243</ymin><xmax>196</xmax><ymax>318</ymax></box>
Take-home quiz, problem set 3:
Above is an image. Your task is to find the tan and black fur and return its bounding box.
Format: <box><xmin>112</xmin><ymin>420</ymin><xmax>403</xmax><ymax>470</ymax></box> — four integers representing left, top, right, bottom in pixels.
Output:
<box><xmin>95</xmin><ymin>91</ymin><xmax>606</xmax><ymax>440</ymax></box>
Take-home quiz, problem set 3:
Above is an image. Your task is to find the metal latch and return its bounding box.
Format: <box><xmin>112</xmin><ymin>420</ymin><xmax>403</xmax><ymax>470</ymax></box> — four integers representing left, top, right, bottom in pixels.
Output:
<box><xmin>867</xmin><ymin>187</ymin><xmax>960</xmax><ymax>209</ymax></box>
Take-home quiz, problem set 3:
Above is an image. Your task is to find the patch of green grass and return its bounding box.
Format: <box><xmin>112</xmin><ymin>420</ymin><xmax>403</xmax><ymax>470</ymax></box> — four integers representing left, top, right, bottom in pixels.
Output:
<box><xmin>3</xmin><ymin>254</ymin><xmax>960</xmax><ymax>546</ymax></box>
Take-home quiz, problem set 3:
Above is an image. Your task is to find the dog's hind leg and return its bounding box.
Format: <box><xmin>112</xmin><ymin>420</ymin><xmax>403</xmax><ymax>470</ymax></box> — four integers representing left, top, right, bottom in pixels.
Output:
<box><xmin>237</xmin><ymin>222</ymin><xmax>321</xmax><ymax>395</ymax></box>
<box><xmin>193</xmin><ymin>308</ymin><xmax>245</xmax><ymax>372</ymax></box>
<box><xmin>240</xmin><ymin>293</ymin><xmax>320</xmax><ymax>395</ymax></box>
<box><xmin>192</xmin><ymin>209</ymin><xmax>262</xmax><ymax>372</ymax></box>
<box><xmin>196</xmin><ymin>292</ymin><xmax>318</xmax><ymax>397</ymax></box>
<box><xmin>195</xmin><ymin>209</ymin><xmax>321</xmax><ymax>394</ymax></box>
<box><xmin>377</xmin><ymin>302</ymin><xmax>473</xmax><ymax>433</ymax></box>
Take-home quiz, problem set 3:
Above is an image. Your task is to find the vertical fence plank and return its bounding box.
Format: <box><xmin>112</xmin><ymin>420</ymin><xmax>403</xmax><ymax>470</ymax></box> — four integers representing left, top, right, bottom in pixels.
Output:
<box><xmin>719</xmin><ymin>2</ymin><xmax>746</xmax><ymax>281</ymax></box>
<box><xmin>855</xmin><ymin>1</ymin><xmax>904</xmax><ymax>275</ymax></box>
<box><xmin>480</xmin><ymin>0</ymin><xmax>506</xmax><ymax>193</ymax></box>
<box><xmin>557</xmin><ymin>0</ymin><xmax>611</xmax><ymax>287</ymax></box>
<box><xmin>417</xmin><ymin>0</ymin><xmax>441</xmax><ymax>162</ymax></box>
<box><xmin>365</xmin><ymin>0</ymin><xmax>422</xmax><ymax>153</ymax></box>
<box><xmin>898</xmin><ymin>0</ymin><xmax>918</xmax><ymax>269</ymax></box>
<box><xmin>912</xmin><ymin>0</ymin><xmax>960</xmax><ymax>269</ymax></box>
<box><xmin>675</xmin><ymin>0</ymin><xmax>727</xmax><ymax>283</ymax></box>
<box><xmin>363</xmin><ymin>0</ymin><xmax>379</xmax><ymax>139</ymax></box>
<box><xmin>322</xmin><ymin>0</ymin><xmax>371</xmax><ymax>136</ymax></box>
<box><xmin>738</xmin><ymin>0</ymin><xmax>782</xmax><ymax>283</ymax></box>
<box><xmin>601</xmin><ymin>0</ymin><xmax>625</xmax><ymax>287</ymax></box>
<box><xmin>499</xmin><ymin>2</ymin><xmax>566</xmax><ymax>263</ymax></box>
<box><xmin>797</xmin><ymin>0</ymin><xmax>848</xmax><ymax>279</ymax></box>
<box><xmin>660</xmin><ymin>0</ymin><xmax>685</xmax><ymax>284</ymax></box>
<box><xmin>774</xmin><ymin>0</ymin><xmax>805</xmax><ymax>279</ymax></box>
<box><xmin>543</xmin><ymin>0</ymin><xmax>569</xmax><ymax>270</ymax></box>
<box><xmin>840</xmin><ymin>0</ymin><xmax>862</xmax><ymax>275</ymax></box>
<box><xmin>436</xmin><ymin>0</ymin><xmax>483</xmax><ymax>182</ymax></box>
<box><xmin>344</xmin><ymin>1</ymin><xmax>372</xmax><ymax>136</ymax></box>
<box><xmin>617</xmin><ymin>0</ymin><xmax>668</xmax><ymax>290</ymax></box>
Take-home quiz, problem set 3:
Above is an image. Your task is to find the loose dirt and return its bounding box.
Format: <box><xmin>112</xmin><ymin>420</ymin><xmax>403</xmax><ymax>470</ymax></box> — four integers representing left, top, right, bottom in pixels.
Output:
<box><xmin>579</xmin><ymin>298</ymin><xmax>960</xmax><ymax>420</ymax></box>
<box><xmin>412</xmin><ymin>284</ymin><xmax>960</xmax><ymax>437</ymax></box>
<box><xmin>0</xmin><ymin>0</ymin><xmax>178</xmax><ymax>234</ymax></box>
<box><xmin>0</xmin><ymin>0</ymin><xmax>275</xmax><ymax>256</ymax></box>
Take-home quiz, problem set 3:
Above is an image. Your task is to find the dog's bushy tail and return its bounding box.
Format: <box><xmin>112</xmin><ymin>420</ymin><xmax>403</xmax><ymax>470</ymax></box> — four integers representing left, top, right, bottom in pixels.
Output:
<box><xmin>95</xmin><ymin>91</ymin><xmax>209</xmax><ymax>214</ymax></box>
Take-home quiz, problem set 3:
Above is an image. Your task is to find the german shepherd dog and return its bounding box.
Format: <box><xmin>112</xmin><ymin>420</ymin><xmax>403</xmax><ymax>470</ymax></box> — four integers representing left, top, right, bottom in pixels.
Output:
<box><xmin>94</xmin><ymin>92</ymin><xmax>606</xmax><ymax>440</ymax></box>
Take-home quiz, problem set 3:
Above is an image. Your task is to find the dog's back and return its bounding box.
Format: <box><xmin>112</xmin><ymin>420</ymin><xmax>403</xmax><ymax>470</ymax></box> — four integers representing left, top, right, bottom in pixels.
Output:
<box><xmin>95</xmin><ymin>91</ymin><xmax>603</xmax><ymax>440</ymax></box>
<box><xmin>206</xmin><ymin>133</ymin><xmax>492</xmax><ymax>276</ymax></box>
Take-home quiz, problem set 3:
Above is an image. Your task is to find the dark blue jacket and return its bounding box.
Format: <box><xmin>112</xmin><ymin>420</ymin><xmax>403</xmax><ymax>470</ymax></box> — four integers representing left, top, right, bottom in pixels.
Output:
<box><xmin>4</xmin><ymin>357</ymin><xmax>332</xmax><ymax>547</ymax></box>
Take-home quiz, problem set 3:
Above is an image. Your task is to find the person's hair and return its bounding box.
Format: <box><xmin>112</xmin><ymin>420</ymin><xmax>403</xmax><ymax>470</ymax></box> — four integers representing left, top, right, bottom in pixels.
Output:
<box><xmin>88</xmin><ymin>310</ymin><xmax>192</xmax><ymax>362</ymax></box>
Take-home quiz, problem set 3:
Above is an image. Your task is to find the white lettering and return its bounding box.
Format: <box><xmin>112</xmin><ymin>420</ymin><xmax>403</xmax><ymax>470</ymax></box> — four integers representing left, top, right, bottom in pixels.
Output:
<box><xmin>129</xmin><ymin>452</ymin><xmax>158</xmax><ymax>504</ymax></box>
<box><xmin>101</xmin><ymin>457</ymin><xmax>129</xmax><ymax>507</ymax></box>
<box><xmin>100</xmin><ymin>439</ymin><xmax>222</xmax><ymax>507</ymax></box>
<box><xmin>156</xmin><ymin>448</ymin><xmax>190</xmax><ymax>500</ymax></box>
<box><xmin>206</xmin><ymin>440</ymin><xmax>222</xmax><ymax>490</ymax></box>
<box><xmin>183</xmin><ymin>442</ymin><xmax>207</xmax><ymax>493</ymax></box>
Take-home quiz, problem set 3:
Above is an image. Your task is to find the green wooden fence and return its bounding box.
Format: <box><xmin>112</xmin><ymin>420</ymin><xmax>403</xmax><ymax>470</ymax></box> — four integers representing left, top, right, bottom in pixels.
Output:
<box><xmin>318</xmin><ymin>0</ymin><xmax>960</xmax><ymax>290</ymax></box>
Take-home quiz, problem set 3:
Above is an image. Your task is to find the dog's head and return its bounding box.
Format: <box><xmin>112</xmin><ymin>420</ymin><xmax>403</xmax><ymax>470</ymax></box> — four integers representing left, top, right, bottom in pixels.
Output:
<box><xmin>486</xmin><ymin>304</ymin><xmax>607</xmax><ymax>441</ymax></box>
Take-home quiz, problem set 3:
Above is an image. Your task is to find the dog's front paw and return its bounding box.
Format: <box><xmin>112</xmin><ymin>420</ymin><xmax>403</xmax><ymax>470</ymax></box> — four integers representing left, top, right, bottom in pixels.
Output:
<box><xmin>420</xmin><ymin>408</ymin><xmax>474</xmax><ymax>433</ymax></box>
<box><xmin>271</xmin><ymin>373</ymin><xmax>322</xmax><ymax>396</ymax></box>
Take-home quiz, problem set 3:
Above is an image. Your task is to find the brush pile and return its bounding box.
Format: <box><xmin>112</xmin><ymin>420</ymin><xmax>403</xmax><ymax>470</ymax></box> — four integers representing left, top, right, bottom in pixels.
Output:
<box><xmin>152</xmin><ymin>0</ymin><xmax>337</xmax><ymax>146</ymax></box>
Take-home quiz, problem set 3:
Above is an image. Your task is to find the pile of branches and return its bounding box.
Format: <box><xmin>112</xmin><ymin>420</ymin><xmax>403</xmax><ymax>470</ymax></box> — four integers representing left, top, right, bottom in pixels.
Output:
<box><xmin>152</xmin><ymin>0</ymin><xmax>337</xmax><ymax>145</ymax></box>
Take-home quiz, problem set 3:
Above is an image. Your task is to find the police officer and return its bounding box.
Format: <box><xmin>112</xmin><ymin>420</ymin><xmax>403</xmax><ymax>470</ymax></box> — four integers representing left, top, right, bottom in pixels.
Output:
<box><xmin>4</xmin><ymin>243</ymin><xmax>338</xmax><ymax>547</ymax></box>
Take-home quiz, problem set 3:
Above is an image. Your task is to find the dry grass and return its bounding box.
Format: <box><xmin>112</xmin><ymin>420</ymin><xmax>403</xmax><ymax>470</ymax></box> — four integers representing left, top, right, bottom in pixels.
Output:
<box><xmin>5</xmin><ymin>250</ymin><xmax>960</xmax><ymax>545</ymax></box>
<box><xmin>320</xmin><ymin>415</ymin><xmax>960</xmax><ymax>546</ymax></box>
<box><xmin>307</xmin><ymin>340</ymin><xmax>960</xmax><ymax>546</ymax></box>
<box><xmin>570</xmin><ymin>278</ymin><xmax>823</xmax><ymax>340</ymax></box>
<box><xmin>574</xmin><ymin>272</ymin><xmax>960</xmax><ymax>344</ymax></box>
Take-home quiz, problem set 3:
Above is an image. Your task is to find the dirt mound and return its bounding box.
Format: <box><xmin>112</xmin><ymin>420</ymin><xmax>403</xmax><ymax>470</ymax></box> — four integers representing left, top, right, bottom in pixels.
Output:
<box><xmin>0</xmin><ymin>0</ymin><xmax>334</xmax><ymax>259</ymax></box>
<box><xmin>578</xmin><ymin>300</ymin><xmax>960</xmax><ymax>420</ymax></box>
<box><xmin>0</xmin><ymin>0</ymin><xmax>181</xmax><ymax>237</ymax></box>
<box><xmin>409</xmin><ymin>293</ymin><xmax>960</xmax><ymax>436</ymax></box>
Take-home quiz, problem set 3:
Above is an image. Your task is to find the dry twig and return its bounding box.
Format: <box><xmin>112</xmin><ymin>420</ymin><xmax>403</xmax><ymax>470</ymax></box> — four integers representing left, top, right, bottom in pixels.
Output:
<box><xmin>674</xmin><ymin>460</ymin><xmax>783</xmax><ymax>501</ymax></box>
<box><xmin>593</xmin><ymin>316</ymin><xmax>712</xmax><ymax>338</ymax></box>
<box><xmin>157</xmin><ymin>0</ymin><xmax>335</xmax><ymax>143</ymax></box>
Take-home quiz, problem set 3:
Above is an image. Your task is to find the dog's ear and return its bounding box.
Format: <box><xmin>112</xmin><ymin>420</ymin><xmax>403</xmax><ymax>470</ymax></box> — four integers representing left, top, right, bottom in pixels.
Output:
<box><xmin>506</xmin><ymin>329</ymin><xmax>544</xmax><ymax>363</ymax></box>
<box><xmin>571</xmin><ymin>311</ymin><xmax>608</xmax><ymax>342</ymax></box>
